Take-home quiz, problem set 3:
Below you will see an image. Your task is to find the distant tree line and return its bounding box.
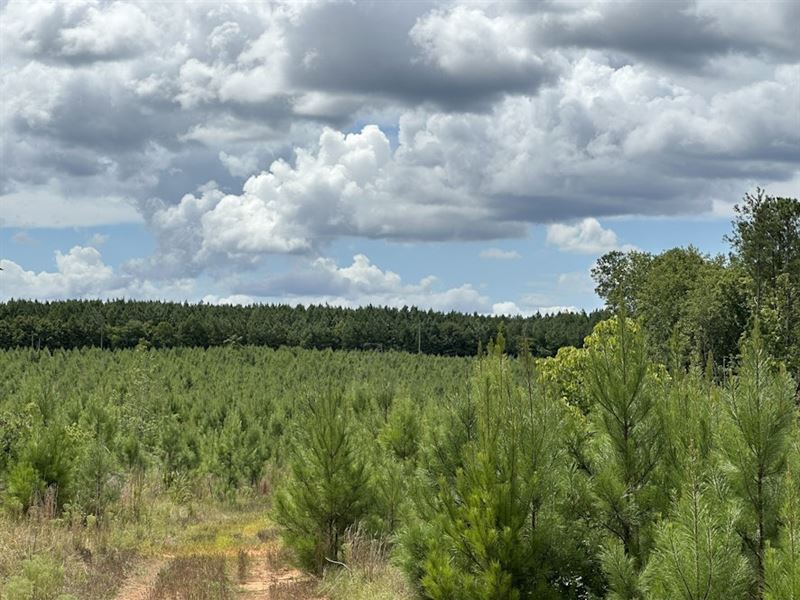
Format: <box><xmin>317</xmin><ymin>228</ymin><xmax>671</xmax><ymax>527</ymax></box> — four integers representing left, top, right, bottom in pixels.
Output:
<box><xmin>0</xmin><ymin>299</ymin><xmax>606</xmax><ymax>357</ymax></box>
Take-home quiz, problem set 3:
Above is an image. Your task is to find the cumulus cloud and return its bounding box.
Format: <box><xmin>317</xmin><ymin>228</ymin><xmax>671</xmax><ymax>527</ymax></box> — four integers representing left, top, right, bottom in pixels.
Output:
<box><xmin>2</xmin><ymin>0</ymin><xmax>798</xmax><ymax>239</ymax></box>
<box><xmin>492</xmin><ymin>301</ymin><xmax>526</xmax><ymax>316</ymax></box>
<box><xmin>410</xmin><ymin>6</ymin><xmax>549</xmax><ymax>86</ymax></box>
<box><xmin>0</xmin><ymin>246</ymin><xmax>193</xmax><ymax>301</ymax></box>
<box><xmin>230</xmin><ymin>254</ymin><xmax>492</xmax><ymax>313</ymax></box>
<box><xmin>140</xmin><ymin>125</ymin><xmax>524</xmax><ymax>275</ymax></box>
<box><xmin>0</xmin><ymin>246</ymin><xmax>117</xmax><ymax>299</ymax></box>
<box><xmin>1</xmin><ymin>0</ymin><xmax>798</xmax><ymax>307</ymax></box>
<box><xmin>136</xmin><ymin>49</ymin><xmax>798</xmax><ymax>274</ymax></box>
<box><xmin>3</xmin><ymin>1</ymin><xmax>156</xmax><ymax>64</ymax></box>
<box><xmin>283</xmin><ymin>1</ymin><xmax>555</xmax><ymax>111</ymax></box>
<box><xmin>546</xmin><ymin>218</ymin><xmax>634</xmax><ymax>254</ymax></box>
<box><xmin>480</xmin><ymin>248</ymin><xmax>521</xmax><ymax>260</ymax></box>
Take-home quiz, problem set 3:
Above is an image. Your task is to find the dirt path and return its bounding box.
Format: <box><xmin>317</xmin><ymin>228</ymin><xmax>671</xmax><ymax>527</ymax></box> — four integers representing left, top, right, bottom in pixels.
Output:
<box><xmin>113</xmin><ymin>550</ymin><xmax>324</xmax><ymax>600</ymax></box>
<box><xmin>238</xmin><ymin>549</ymin><xmax>323</xmax><ymax>599</ymax></box>
<box><xmin>113</xmin><ymin>557</ymin><xmax>169</xmax><ymax>600</ymax></box>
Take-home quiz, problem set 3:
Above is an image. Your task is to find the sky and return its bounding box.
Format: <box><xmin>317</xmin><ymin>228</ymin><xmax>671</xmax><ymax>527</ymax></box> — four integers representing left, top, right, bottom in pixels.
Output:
<box><xmin>0</xmin><ymin>0</ymin><xmax>798</xmax><ymax>315</ymax></box>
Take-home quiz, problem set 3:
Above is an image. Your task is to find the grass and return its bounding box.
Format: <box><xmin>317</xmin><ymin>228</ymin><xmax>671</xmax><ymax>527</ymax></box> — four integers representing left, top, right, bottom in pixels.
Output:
<box><xmin>320</xmin><ymin>566</ymin><xmax>415</xmax><ymax>600</ymax></box>
<box><xmin>148</xmin><ymin>555</ymin><xmax>233</xmax><ymax>600</ymax></box>
<box><xmin>0</xmin><ymin>480</ymin><xmax>413</xmax><ymax>600</ymax></box>
<box><xmin>0</xmin><ymin>475</ymin><xmax>273</xmax><ymax>599</ymax></box>
<box><xmin>317</xmin><ymin>527</ymin><xmax>416</xmax><ymax>600</ymax></box>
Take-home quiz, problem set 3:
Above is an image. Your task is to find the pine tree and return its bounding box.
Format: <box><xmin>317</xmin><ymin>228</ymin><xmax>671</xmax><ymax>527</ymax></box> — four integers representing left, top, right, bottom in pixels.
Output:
<box><xmin>411</xmin><ymin>335</ymin><xmax>568</xmax><ymax>599</ymax></box>
<box><xmin>720</xmin><ymin>327</ymin><xmax>796</xmax><ymax>593</ymax></box>
<box><xmin>584</xmin><ymin>317</ymin><xmax>664</xmax><ymax>571</ymax></box>
<box><xmin>273</xmin><ymin>390</ymin><xmax>373</xmax><ymax>573</ymax></box>
<box><xmin>764</xmin><ymin>445</ymin><xmax>800</xmax><ymax>600</ymax></box>
<box><xmin>641</xmin><ymin>458</ymin><xmax>750</xmax><ymax>600</ymax></box>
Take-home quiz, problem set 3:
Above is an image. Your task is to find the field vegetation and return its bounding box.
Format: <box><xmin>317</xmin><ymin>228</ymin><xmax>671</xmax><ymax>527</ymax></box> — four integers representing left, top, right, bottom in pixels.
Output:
<box><xmin>0</xmin><ymin>191</ymin><xmax>798</xmax><ymax>599</ymax></box>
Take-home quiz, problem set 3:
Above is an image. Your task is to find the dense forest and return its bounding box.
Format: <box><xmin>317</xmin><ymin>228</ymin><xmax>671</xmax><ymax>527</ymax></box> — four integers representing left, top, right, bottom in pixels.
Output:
<box><xmin>0</xmin><ymin>190</ymin><xmax>798</xmax><ymax>600</ymax></box>
<box><xmin>0</xmin><ymin>300</ymin><xmax>605</xmax><ymax>358</ymax></box>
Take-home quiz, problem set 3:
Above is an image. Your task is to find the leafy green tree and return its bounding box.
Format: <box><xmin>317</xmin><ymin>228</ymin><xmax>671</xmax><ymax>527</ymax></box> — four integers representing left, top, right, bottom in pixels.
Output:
<box><xmin>592</xmin><ymin>250</ymin><xmax>653</xmax><ymax>313</ymax></box>
<box><xmin>727</xmin><ymin>190</ymin><xmax>800</xmax><ymax>375</ymax></box>
<box><xmin>636</xmin><ymin>247</ymin><xmax>706</xmax><ymax>359</ymax></box>
<box><xmin>680</xmin><ymin>257</ymin><xmax>748</xmax><ymax>370</ymax></box>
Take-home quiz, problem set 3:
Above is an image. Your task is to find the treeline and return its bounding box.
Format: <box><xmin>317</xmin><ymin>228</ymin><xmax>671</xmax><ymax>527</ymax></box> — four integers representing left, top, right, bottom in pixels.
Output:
<box><xmin>592</xmin><ymin>190</ymin><xmax>800</xmax><ymax>378</ymax></box>
<box><xmin>0</xmin><ymin>300</ymin><xmax>606</xmax><ymax>357</ymax></box>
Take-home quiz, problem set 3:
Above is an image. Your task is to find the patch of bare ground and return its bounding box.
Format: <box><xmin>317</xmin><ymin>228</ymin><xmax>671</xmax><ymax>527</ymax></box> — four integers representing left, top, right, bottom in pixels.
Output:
<box><xmin>113</xmin><ymin>543</ymin><xmax>325</xmax><ymax>600</ymax></box>
<box><xmin>237</xmin><ymin>545</ymin><xmax>325</xmax><ymax>600</ymax></box>
<box><xmin>114</xmin><ymin>557</ymin><xmax>170</xmax><ymax>600</ymax></box>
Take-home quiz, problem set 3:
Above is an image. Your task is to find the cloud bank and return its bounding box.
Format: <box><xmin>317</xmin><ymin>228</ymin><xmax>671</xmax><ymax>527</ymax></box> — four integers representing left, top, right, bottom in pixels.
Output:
<box><xmin>1</xmin><ymin>0</ymin><xmax>797</xmax><ymax>310</ymax></box>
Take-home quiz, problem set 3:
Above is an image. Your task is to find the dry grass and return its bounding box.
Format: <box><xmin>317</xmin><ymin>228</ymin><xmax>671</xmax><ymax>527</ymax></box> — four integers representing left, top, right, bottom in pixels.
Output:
<box><xmin>0</xmin><ymin>490</ymin><xmax>137</xmax><ymax>600</ymax></box>
<box><xmin>317</xmin><ymin>527</ymin><xmax>415</xmax><ymax>600</ymax></box>
<box><xmin>267</xmin><ymin>579</ymin><xmax>319</xmax><ymax>599</ymax></box>
<box><xmin>236</xmin><ymin>548</ymin><xmax>250</xmax><ymax>582</ymax></box>
<box><xmin>0</xmin><ymin>476</ymin><xmax>275</xmax><ymax>600</ymax></box>
<box><xmin>147</xmin><ymin>555</ymin><xmax>233</xmax><ymax>600</ymax></box>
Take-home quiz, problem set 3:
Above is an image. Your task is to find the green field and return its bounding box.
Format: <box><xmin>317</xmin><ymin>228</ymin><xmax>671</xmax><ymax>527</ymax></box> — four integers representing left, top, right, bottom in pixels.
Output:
<box><xmin>1</xmin><ymin>320</ymin><xmax>798</xmax><ymax>599</ymax></box>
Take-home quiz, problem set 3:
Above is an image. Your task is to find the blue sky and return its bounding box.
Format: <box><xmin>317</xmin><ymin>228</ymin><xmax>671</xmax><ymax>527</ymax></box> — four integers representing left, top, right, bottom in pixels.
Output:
<box><xmin>1</xmin><ymin>1</ymin><xmax>797</xmax><ymax>314</ymax></box>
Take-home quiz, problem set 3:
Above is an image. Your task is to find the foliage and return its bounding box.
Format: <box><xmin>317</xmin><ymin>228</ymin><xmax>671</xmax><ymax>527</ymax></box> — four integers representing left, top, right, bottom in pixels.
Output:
<box><xmin>273</xmin><ymin>391</ymin><xmax>374</xmax><ymax>572</ymax></box>
<box><xmin>2</xmin><ymin>555</ymin><xmax>73</xmax><ymax>600</ymax></box>
<box><xmin>0</xmin><ymin>299</ymin><xmax>606</xmax><ymax>358</ymax></box>
<box><xmin>407</xmin><ymin>336</ymin><xmax>586</xmax><ymax>599</ymax></box>
<box><xmin>764</xmin><ymin>441</ymin><xmax>800</xmax><ymax>599</ymax></box>
<box><xmin>719</xmin><ymin>328</ymin><xmax>796</xmax><ymax>588</ymax></box>
<box><xmin>641</xmin><ymin>462</ymin><xmax>750</xmax><ymax>600</ymax></box>
<box><xmin>727</xmin><ymin>189</ymin><xmax>800</xmax><ymax>377</ymax></box>
<box><xmin>585</xmin><ymin>316</ymin><xmax>664</xmax><ymax>565</ymax></box>
<box><xmin>592</xmin><ymin>192</ymin><xmax>800</xmax><ymax>380</ymax></box>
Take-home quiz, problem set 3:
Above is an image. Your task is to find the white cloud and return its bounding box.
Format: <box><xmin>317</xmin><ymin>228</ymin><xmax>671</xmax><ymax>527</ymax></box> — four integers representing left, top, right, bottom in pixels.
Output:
<box><xmin>0</xmin><ymin>246</ymin><xmax>193</xmax><ymax>301</ymax></box>
<box><xmin>1</xmin><ymin>0</ymin><xmax>797</xmax><ymax>312</ymax></box>
<box><xmin>4</xmin><ymin>0</ymin><xmax>156</xmax><ymax>63</ymax></box>
<box><xmin>88</xmin><ymin>233</ymin><xmax>109</xmax><ymax>246</ymax></box>
<box><xmin>410</xmin><ymin>6</ymin><xmax>546</xmax><ymax>81</ymax></box>
<box><xmin>1</xmin><ymin>0</ymin><xmax>796</xmax><ymax>240</ymax></box>
<box><xmin>546</xmin><ymin>218</ymin><xmax>634</xmax><ymax>254</ymax></box>
<box><xmin>480</xmin><ymin>248</ymin><xmax>521</xmax><ymax>260</ymax></box>
<box><xmin>231</xmin><ymin>253</ymin><xmax>493</xmax><ymax>314</ymax></box>
<box><xmin>218</xmin><ymin>151</ymin><xmax>260</xmax><ymax>178</ymax></box>
<box><xmin>492</xmin><ymin>301</ymin><xmax>526</xmax><ymax>316</ymax></box>
<box><xmin>142</xmin><ymin>49</ymin><xmax>797</xmax><ymax>272</ymax></box>
<box><xmin>533</xmin><ymin>305</ymin><xmax>579</xmax><ymax>315</ymax></box>
<box><xmin>142</xmin><ymin>125</ymin><xmax>522</xmax><ymax>274</ymax></box>
<box><xmin>0</xmin><ymin>246</ymin><xmax>116</xmax><ymax>299</ymax></box>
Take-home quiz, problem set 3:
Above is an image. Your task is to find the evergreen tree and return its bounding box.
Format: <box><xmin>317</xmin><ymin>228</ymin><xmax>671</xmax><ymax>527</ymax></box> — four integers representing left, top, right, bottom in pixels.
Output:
<box><xmin>641</xmin><ymin>458</ymin><xmax>750</xmax><ymax>600</ymax></box>
<box><xmin>764</xmin><ymin>444</ymin><xmax>800</xmax><ymax>600</ymax></box>
<box><xmin>584</xmin><ymin>317</ymin><xmax>665</xmax><ymax>569</ymax></box>
<box><xmin>720</xmin><ymin>328</ymin><xmax>796</xmax><ymax>594</ymax></box>
<box><xmin>411</xmin><ymin>336</ymin><xmax>569</xmax><ymax>599</ymax></box>
<box><xmin>274</xmin><ymin>390</ymin><xmax>373</xmax><ymax>572</ymax></box>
